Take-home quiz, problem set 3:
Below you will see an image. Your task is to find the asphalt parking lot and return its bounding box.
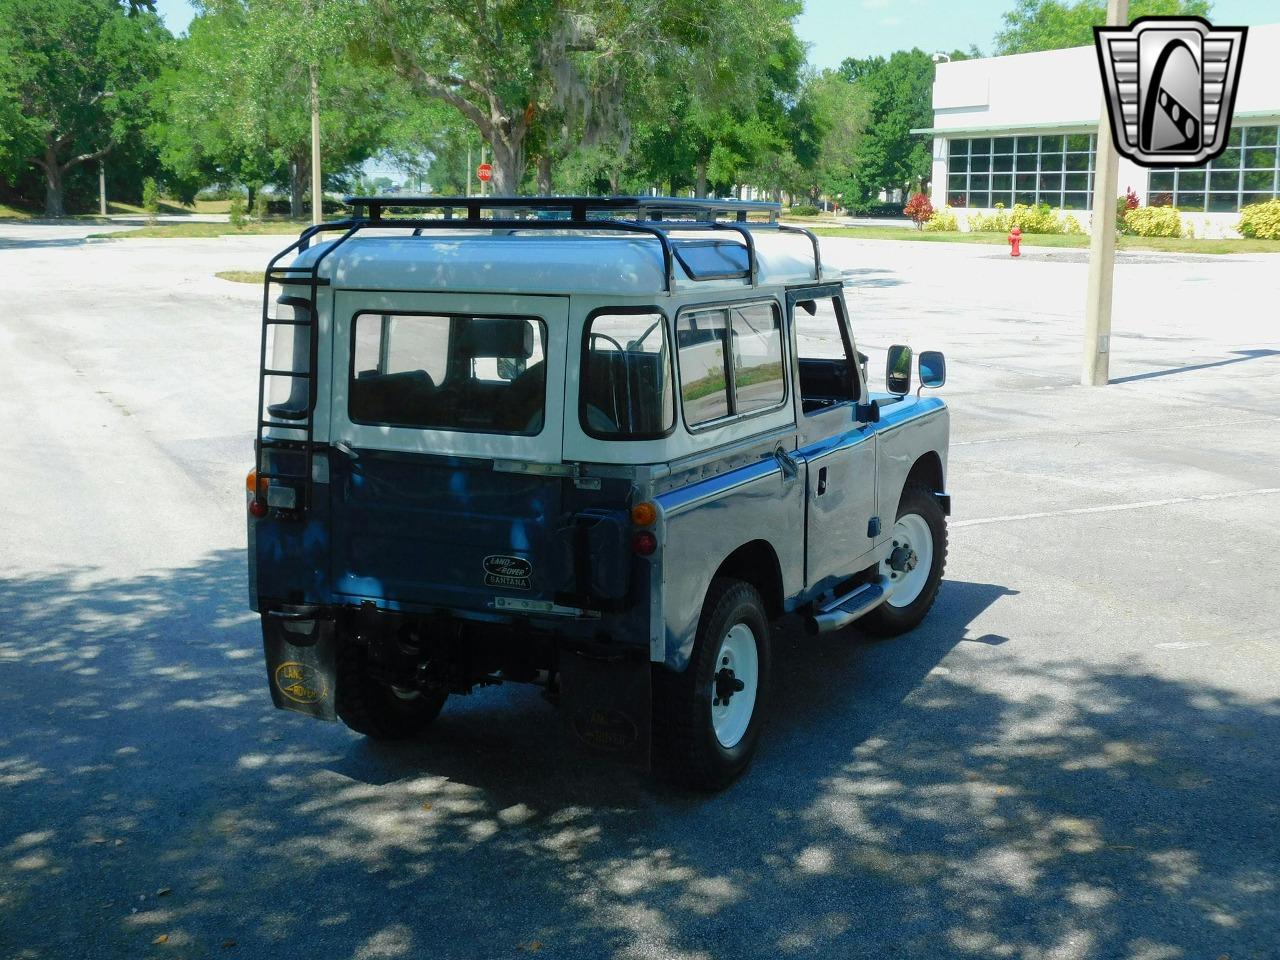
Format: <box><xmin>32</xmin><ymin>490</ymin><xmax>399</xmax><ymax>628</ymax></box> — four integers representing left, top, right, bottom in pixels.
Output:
<box><xmin>1</xmin><ymin>223</ymin><xmax>1277</xmax><ymax>960</ymax></box>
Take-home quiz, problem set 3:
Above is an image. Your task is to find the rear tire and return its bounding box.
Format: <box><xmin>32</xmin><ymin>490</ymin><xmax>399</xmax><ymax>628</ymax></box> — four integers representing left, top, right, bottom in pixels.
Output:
<box><xmin>335</xmin><ymin>638</ymin><xmax>447</xmax><ymax>740</ymax></box>
<box><xmin>653</xmin><ymin>578</ymin><xmax>771</xmax><ymax>790</ymax></box>
<box><xmin>861</xmin><ymin>482</ymin><xmax>947</xmax><ymax>637</ymax></box>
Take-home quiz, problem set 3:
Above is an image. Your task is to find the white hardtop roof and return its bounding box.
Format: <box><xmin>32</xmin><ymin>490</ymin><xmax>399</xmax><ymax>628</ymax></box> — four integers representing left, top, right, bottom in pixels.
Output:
<box><xmin>289</xmin><ymin>231</ymin><xmax>833</xmax><ymax>296</ymax></box>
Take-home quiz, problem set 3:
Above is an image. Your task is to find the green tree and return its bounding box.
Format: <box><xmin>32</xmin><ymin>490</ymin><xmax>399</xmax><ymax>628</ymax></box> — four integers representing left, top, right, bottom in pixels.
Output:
<box><xmin>153</xmin><ymin>0</ymin><xmax>391</xmax><ymax>216</ymax></box>
<box><xmin>796</xmin><ymin>68</ymin><xmax>872</xmax><ymax>205</ymax></box>
<box><xmin>0</xmin><ymin>0</ymin><xmax>170</xmax><ymax>216</ymax></box>
<box><xmin>995</xmin><ymin>0</ymin><xmax>1212</xmax><ymax>54</ymax></box>
<box><xmin>363</xmin><ymin>0</ymin><xmax>801</xmax><ymax>196</ymax></box>
<box><xmin>626</xmin><ymin>0</ymin><xmax>805</xmax><ymax>198</ymax></box>
<box><xmin>841</xmin><ymin>49</ymin><xmax>966</xmax><ymax>208</ymax></box>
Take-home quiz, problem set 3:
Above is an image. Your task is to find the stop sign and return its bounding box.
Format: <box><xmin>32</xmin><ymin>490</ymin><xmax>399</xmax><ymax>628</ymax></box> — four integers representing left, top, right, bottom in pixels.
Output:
<box><xmin>477</xmin><ymin>163</ymin><xmax>493</xmax><ymax>182</ymax></box>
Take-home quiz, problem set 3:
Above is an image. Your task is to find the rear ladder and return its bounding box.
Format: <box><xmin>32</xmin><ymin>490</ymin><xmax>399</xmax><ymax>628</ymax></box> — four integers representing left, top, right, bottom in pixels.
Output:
<box><xmin>252</xmin><ymin>227</ymin><xmax>351</xmax><ymax>511</ymax></box>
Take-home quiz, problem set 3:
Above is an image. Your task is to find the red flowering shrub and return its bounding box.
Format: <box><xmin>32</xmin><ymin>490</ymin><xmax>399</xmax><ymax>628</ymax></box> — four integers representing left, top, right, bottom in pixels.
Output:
<box><xmin>904</xmin><ymin>192</ymin><xmax>934</xmax><ymax>230</ymax></box>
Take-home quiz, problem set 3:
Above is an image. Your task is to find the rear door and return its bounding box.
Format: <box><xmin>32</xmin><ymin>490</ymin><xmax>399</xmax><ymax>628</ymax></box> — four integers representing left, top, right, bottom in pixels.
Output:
<box><xmin>327</xmin><ymin>290</ymin><xmax>571</xmax><ymax>610</ymax></box>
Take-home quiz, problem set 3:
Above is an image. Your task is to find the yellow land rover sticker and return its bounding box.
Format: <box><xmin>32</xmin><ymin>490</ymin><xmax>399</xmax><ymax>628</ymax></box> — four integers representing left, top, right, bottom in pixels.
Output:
<box><xmin>274</xmin><ymin>661</ymin><xmax>326</xmax><ymax>704</ymax></box>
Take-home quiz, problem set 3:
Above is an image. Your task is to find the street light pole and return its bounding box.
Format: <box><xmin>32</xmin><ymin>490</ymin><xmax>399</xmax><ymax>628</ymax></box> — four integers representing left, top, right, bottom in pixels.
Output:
<box><xmin>1082</xmin><ymin>0</ymin><xmax>1129</xmax><ymax>386</ymax></box>
<box><xmin>309</xmin><ymin>64</ymin><xmax>322</xmax><ymax>226</ymax></box>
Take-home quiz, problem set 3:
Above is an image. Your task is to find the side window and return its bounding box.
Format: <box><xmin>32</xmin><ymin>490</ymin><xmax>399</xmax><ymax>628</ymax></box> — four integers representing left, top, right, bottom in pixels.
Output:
<box><xmin>794</xmin><ymin>296</ymin><xmax>859</xmax><ymax>413</ymax></box>
<box><xmin>581</xmin><ymin>311</ymin><xmax>675</xmax><ymax>438</ymax></box>
<box><xmin>730</xmin><ymin>303</ymin><xmax>785</xmax><ymax>414</ymax></box>
<box><xmin>676</xmin><ymin>309</ymin><xmax>731</xmax><ymax>426</ymax></box>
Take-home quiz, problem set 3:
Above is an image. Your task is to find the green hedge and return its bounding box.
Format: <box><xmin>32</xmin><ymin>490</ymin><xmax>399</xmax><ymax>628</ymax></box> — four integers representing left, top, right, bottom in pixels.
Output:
<box><xmin>1237</xmin><ymin>199</ymin><xmax>1280</xmax><ymax>240</ymax></box>
<box><xmin>1122</xmin><ymin>206</ymin><xmax>1184</xmax><ymax>238</ymax></box>
<box><xmin>923</xmin><ymin>207</ymin><xmax>958</xmax><ymax>231</ymax></box>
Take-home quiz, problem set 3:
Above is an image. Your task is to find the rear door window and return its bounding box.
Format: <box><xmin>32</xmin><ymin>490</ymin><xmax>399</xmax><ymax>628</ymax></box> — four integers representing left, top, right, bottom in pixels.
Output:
<box><xmin>349</xmin><ymin>313</ymin><xmax>547</xmax><ymax>435</ymax></box>
<box><xmin>580</xmin><ymin>311</ymin><xmax>675</xmax><ymax>438</ymax></box>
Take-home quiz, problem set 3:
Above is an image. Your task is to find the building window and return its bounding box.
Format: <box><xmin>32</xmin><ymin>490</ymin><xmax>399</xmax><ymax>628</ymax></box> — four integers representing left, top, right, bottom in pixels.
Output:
<box><xmin>1148</xmin><ymin>125</ymin><xmax>1280</xmax><ymax>213</ymax></box>
<box><xmin>947</xmin><ymin>134</ymin><xmax>1096</xmax><ymax>210</ymax></box>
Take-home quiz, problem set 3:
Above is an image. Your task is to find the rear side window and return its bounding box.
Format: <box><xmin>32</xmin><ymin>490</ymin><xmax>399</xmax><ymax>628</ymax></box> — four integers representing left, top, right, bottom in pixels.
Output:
<box><xmin>729</xmin><ymin>303</ymin><xmax>785</xmax><ymax>414</ymax></box>
<box><xmin>349</xmin><ymin>313</ymin><xmax>547</xmax><ymax>435</ymax></box>
<box><xmin>676</xmin><ymin>309</ymin><xmax>731</xmax><ymax>426</ymax></box>
<box><xmin>676</xmin><ymin>301</ymin><xmax>786</xmax><ymax>428</ymax></box>
<box><xmin>581</xmin><ymin>311</ymin><xmax>675</xmax><ymax>438</ymax></box>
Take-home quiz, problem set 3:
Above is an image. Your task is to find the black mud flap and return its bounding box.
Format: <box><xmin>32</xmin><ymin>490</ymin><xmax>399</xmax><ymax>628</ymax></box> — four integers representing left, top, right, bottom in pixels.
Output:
<box><xmin>261</xmin><ymin>610</ymin><xmax>338</xmax><ymax>721</ymax></box>
<box><xmin>559</xmin><ymin>648</ymin><xmax>651</xmax><ymax>767</ymax></box>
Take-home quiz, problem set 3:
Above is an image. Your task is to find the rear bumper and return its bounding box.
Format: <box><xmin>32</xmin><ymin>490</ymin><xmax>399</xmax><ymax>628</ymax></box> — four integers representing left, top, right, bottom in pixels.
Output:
<box><xmin>258</xmin><ymin>602</ymin><xmax>653</xmax><ymax>765</ymax></box>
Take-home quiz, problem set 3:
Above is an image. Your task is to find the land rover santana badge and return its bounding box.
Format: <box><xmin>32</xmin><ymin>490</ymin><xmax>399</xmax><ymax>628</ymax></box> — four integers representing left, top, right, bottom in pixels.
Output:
<box><xmin>483</xmin><ymin>555</ymin><xmax>532</xmax><ymax>590</ymax></box>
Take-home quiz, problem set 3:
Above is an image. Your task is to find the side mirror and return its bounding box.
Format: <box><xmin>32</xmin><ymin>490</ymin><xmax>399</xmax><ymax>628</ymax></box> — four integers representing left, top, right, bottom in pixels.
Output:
<box><xmin>919</xmin><ymin>350</ymin><xmax>946</xmax><ymax>389</ymax></box>
<box><xmin>886</xmin><ymin>344</ymin><xmax>912</xmax><ymax>395</ymax></box>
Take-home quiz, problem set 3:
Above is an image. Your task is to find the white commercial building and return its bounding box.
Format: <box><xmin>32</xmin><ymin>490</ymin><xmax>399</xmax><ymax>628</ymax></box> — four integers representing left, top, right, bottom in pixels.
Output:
<box><xmin>919</xmin><ymin>23</ymin><xmax>1280</xmax><ymax>237</ymax></box>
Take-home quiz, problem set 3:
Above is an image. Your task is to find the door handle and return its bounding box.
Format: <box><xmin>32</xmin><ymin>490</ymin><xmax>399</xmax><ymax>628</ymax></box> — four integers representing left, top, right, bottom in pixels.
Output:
<box><xmin>773</xmin><ymin>444</ymin><xmax>799</xmax><ymax>482</ymax></box>
<box><xmin>817</xmin><ymin>466</ymin><xmax>828</xmax><ymax>496</ymax></box>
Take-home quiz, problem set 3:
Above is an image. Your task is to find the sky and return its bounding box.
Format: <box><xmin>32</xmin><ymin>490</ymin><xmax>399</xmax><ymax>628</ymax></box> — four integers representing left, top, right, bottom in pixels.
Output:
<box><xmin>155</xmin><ymin>0</ymin><xmax>1280</xmax><ymax>64</ymax></box>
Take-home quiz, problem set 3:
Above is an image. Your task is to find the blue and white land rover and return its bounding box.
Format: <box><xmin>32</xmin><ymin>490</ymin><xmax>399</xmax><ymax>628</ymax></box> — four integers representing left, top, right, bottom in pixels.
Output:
<box><xmin>248</xmin><ymin>196</ymin><xmax>950</xmax><ymax>790</ymax></box>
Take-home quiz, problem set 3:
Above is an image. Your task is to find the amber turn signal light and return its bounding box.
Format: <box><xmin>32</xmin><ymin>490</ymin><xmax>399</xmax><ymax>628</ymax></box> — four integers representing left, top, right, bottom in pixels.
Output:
<box><xmin>630</xmin><ymin>502</ymin><xmax>657</xmax><ymax>527</ymax></box>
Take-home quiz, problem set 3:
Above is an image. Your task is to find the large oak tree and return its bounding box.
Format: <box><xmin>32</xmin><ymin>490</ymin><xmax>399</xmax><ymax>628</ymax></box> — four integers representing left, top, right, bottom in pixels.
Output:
<box><xmin>0</xmin><ymin>0</ymin><xmax>169</xmax><ymax>216</ymax></box>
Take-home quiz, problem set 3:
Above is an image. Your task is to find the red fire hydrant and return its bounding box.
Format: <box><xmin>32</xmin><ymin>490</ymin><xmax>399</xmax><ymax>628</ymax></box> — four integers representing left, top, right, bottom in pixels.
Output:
<box><xmin>1008</xmin><ymin>225</ymin><xmax>1022</xmax><ymax>257</ymax></box>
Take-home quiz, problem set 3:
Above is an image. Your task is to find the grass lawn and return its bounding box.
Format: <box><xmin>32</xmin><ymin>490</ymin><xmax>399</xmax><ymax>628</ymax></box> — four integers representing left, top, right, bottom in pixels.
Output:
<box><xmin>92</xmin><ymin>220</ymin><xmax>309</xmax><ymax>239</ymax></box>
<box><xmin>807</xmin><ymin>225</ymin><xmax>1280</xmax><ymax>255</ymax></box>
<box><xmin>215</xmin><ymin>270</ymin><xmax>263</xmax><ymax>284</ymax></box>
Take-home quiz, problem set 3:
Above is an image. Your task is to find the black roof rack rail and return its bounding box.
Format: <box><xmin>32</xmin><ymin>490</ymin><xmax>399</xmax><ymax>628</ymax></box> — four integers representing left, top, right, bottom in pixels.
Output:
<box><xmin>344</xmin><ymin>194</ymin><xmax>781</xmax><ymax>225</ymax></box>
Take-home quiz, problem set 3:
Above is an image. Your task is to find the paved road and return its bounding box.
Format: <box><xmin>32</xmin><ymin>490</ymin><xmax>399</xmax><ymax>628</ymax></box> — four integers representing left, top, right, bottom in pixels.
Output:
<box><xmin>1</xmin><ymin>223</ymin><xmax>1278</xmax><ymax>960</ymax></box>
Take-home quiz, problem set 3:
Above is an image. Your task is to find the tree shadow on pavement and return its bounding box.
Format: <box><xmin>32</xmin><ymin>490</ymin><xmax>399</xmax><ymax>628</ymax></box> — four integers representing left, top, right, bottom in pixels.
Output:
<box><xmin>1</xmin><ymin>553</ymin><xmax>1275</xmax><ymax>960</ymax></box>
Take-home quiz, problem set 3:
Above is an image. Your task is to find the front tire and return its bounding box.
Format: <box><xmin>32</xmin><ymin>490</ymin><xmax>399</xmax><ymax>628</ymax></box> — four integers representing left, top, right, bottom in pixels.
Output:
<box><xmin>335</xmin><ymin>638</ymin><xmax>447</xmax><ymax>740</ymax></box>
<box><xmin>653</xmin><ymin>579</ymin><xmax>771</xmax><ymax>790</ymax></box>
<box><xmin>862</xmin><ymin>482</ymin><xmax>948</xmax><ymax>637</ymax></box>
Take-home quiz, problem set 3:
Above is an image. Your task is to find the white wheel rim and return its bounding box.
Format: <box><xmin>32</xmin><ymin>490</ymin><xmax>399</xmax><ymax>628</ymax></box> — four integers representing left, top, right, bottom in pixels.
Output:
<box><xmin>711</xmin><ymin>622</ymin><xmax>759</xmax><ymax>749</ymax></box>
<box><xmin>883</xmin><ymin>513</ymin><xmax>934</xmax><ymax>608</ymax></box>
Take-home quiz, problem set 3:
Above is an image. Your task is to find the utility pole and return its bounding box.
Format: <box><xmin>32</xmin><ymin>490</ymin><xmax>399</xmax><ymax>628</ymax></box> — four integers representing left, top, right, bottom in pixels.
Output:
<box><xmin>467</xmin><ymin>145</ymin><xmax>473</xmax><ymax>197</ymax></box>
<box><xmin>309</xmin><ymin>64</ymin><xmax>322</xmax><ymax>225</ymax></box>
<box><xmin>1083</xmin><ymin>0</ymin><xmax>1129</xmax><ymax>386</ymax></box>
<box><xmin>98</xmin><ymin>161</ymin><xmax>107</xmax><ymax>216</ymax></box>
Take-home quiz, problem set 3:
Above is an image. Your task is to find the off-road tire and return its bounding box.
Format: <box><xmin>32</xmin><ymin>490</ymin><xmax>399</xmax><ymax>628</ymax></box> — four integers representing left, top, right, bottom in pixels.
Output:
<box><xmin>335</xmin><ymin>638</ymin><xmax>447</xmax><ymax>740</ymax></box>
<box><xmin>861</xmin><ymin>482</ymin><xmax>948</xmax><ymax>637</ymax></box>
<box><xmin>653</xmin><ymin>578</ymin><xmax>771</xmax><ymax>791</ymax></box>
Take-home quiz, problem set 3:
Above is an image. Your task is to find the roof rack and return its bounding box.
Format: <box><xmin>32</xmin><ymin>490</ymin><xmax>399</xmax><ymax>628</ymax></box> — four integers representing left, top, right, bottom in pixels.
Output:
<box><xmin>345</xmin><ymin>194</ymin><xmax>782</xmax><ymax>224</ymax></box>
<box><xmin>276</xmin><ymin>196</ymin><xmax>821</xmax><ymax>294</ymax></box>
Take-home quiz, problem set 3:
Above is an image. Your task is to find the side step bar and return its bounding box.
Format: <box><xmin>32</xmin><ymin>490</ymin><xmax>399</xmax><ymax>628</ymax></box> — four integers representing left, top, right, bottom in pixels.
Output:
<box><xmin>805</xmin><ymin>576</ymin><xmax>894</xmax><ymax>635</ymax></box>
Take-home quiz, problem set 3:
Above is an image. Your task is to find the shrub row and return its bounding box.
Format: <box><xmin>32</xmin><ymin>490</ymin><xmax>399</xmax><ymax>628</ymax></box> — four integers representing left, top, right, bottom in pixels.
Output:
<box><xmin>1121</xmin><ymin>205</ymin><xmax>1184</xmax><ymax>238</ymax></box>
<box><xmin>1237</xmin><ymin>198</ymin><xmax>1280</xmax><ymax>240</ymax></box>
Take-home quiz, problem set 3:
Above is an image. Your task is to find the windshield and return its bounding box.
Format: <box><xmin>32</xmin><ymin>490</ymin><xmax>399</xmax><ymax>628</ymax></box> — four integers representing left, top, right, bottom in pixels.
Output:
<box><xmin>349</xmin><ymin>312</ymin><xmax>547</xmax><ymax>435</ymax></box>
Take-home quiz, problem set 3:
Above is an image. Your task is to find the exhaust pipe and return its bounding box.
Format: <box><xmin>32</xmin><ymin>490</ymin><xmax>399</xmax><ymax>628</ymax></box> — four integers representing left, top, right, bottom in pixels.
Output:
<box><xmin>805</xmin><ymin>576</ymin><xmax>893</xmax><ymax>635</ymax></box>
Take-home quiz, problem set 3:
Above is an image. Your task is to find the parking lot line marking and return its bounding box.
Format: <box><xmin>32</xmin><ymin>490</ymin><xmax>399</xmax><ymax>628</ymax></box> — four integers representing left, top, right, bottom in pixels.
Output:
<box><xmin>954</xmin><ymin>488</ymin><xmax>1280</xmax><ymax>528</ymax></box>
<box><xmin>954</xmin><ymin>416</ymin><xmax>1280</xmax><ymax>447</ymax></box>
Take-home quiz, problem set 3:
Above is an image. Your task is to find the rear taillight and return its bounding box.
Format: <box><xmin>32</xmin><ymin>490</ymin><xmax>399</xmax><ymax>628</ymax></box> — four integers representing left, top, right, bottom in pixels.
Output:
<box><xmin>632</xmin><ymin>531</ymin><xmax>657</xmax><ymax>556</ymax></box>
<box><xmin>246</xmin><ymin>468</ymin><xmax>267</xmax><ymax>517</ymax></box>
